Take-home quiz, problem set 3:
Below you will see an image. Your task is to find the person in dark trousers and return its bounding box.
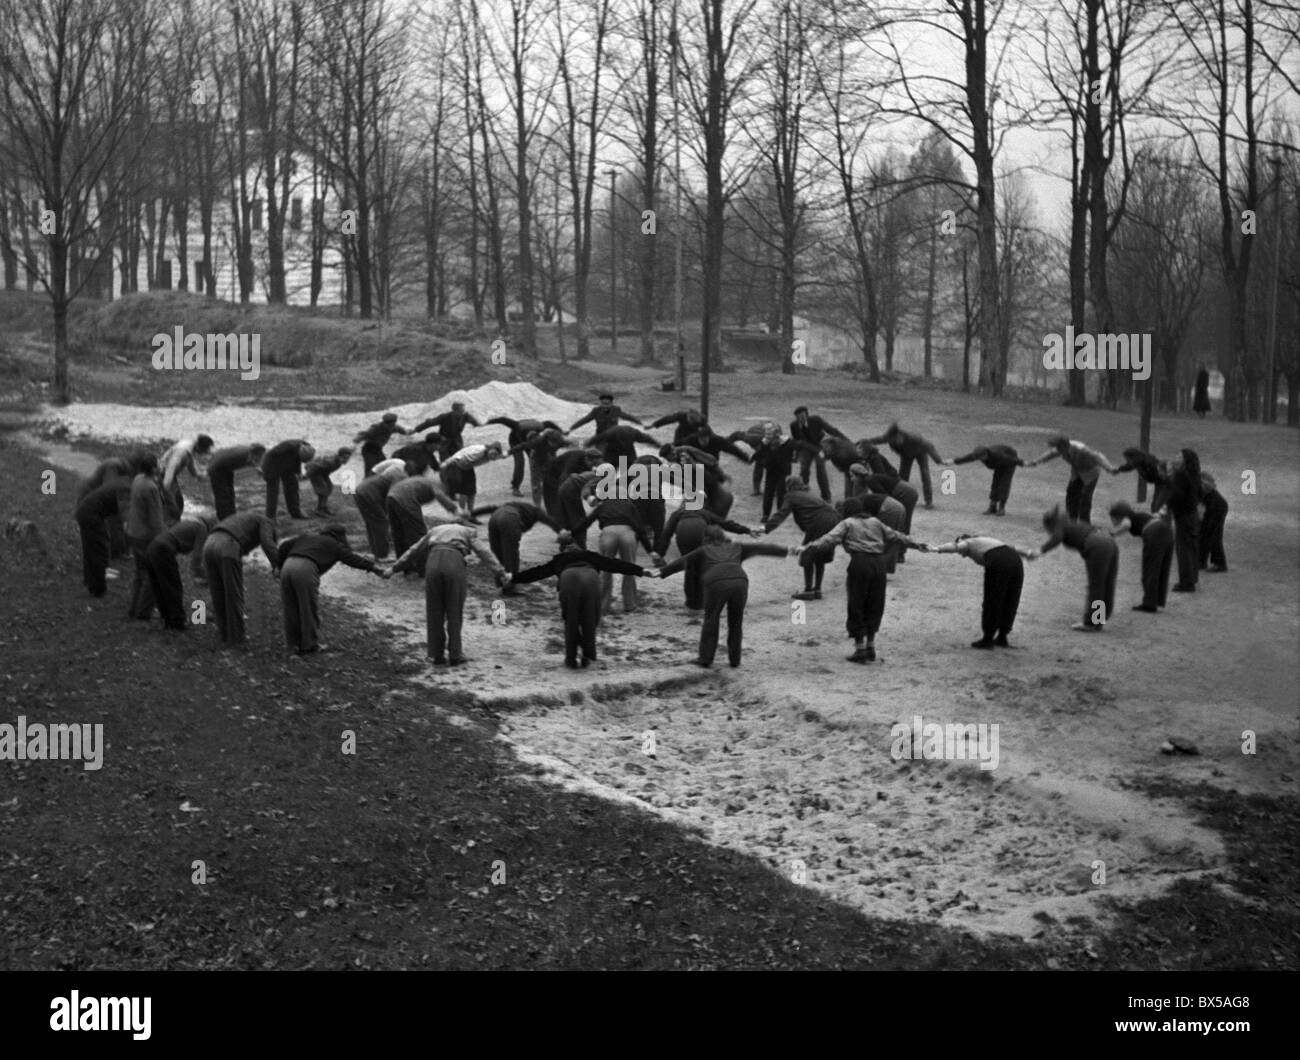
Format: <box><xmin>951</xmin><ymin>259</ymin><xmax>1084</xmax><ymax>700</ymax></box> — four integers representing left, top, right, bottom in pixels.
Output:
<box><xmin>1035</xmin><ymin>505</ymin><xmax>1119</xmax><ymax>631</ymax></box>
<box><xmin>390</xmin><ymin>433</ymin><xmax>443</xmax><ymax>475</ymax></box>
<box><xmin>1114</xmin><ymin>447</ymin><xmax>1168</xmax><ymax>494</ymax></box>
<box><xmin>414</xmin><ymin>402</ymin><xmax>482</xmax><ymax>459</ymax></box>
<box><xmin>751</xmin><ymin>430</ymin><xmax>818</xmax><ymax>520</ymax></box>
<box><xmin>486</xmin><ymin>416</ymin><xmax>563</xmax><ymax>496</ymax></box>
<box><xmin>930</xmin><ymin>534</ymin><xmax>1036</xmax><ymax>647</ymax></box>
<box><xmin>512</xmin><ymin>531</ymin><xmax>655</xmax><ymax>668</ymax></box>
<box><xmin>504</xmin><ymin>427</ymin><xmax>570</xmax><ymax>507</ymax></box>
<box><xmin>588</xmin><ymin>424</ymin><xmax>663</xmax><ymax>465</ymax></box>
<box><xmin>75</xmin><ymin>478</ymin><xmax>132</xmax><ymax>597</ymax></box>
<box><xmin>763</xmin><ymin>476</ymin><xmax>842</xmax><ymax>600</ymax></box>
<box><xmin>352</xmin><ymin>461</ymin><xmax>408</xmax><ymax>558</ymax></box>
<box><xmin>1198</xmin><ymin>470</ymin><xmax>1229</xmax><ymax>573</ymax></box>
<box><xmin>354</xmin><ymin>413</ymin><xmax>410</xmax><ymax>476</ymax></box>
<box><xmin>679</xmin><ymin>423</ymin><xmax>751</xmax><ymax>465</ymax></box>
<box><xmin>557</xmin><ymin>468</ymin><xmax>602</xmax><ymax>547</ymax></box>
<box><xmin>392</xmin><ymin>519</ymin><xmax>508</xmax><ymax>665</ymax></box>
<box><xmin>649</xmin><ymin>408</ymin><xmax>707</xmax><ymax>445</ymax></box>
<box><xmin>386</xmin><ymin>475</ymin><xmax>460</xmax><ymax>558</ymax></box>
<box><xmin>952</xmin><ymin>445</ymin><xmax>1024</xmax><ymax>515</ymax></box>
<box><xmin>302</xmin><ymin>447</ymin><xmax>354</xmax><ymax>516</ymax></box>
<box><xmin>819</xmin><ymin>435</ymin><xmax>868</xmax><ymax>500</ymax></box>
<box><xmin>862</xmin><ymin>423</ymin><xmax>946</xmax><ymax>508</ymax></box>
<box><xmin>125</xmin><ymin>453</ymin><xmax>166</xmax><ymax>619</ymax></box>
<box><xmin>79</xmin><ymin>454</ymin><xmax>145</xmax><ymax>558</ymax></box>
<box><xmin>655</xmin><ymin>504</ymin><xmax>756</xmax><ymax>609</ymax></box>
<box><xmin>159</xmin><ymin>434</ymin><xmax>214</xmax><ymax>523</ymax></box>
<box><xmin>854</xmin><ymin>490</ymin><xmax>908</xmax><ymax>571</ymax></box>
<box><xmin>656</xmin><ymin>527</ymin><xmax>793</xmax><ymax>667</ymax></box>
<box><xmin>277</xmin><ymin>524</ymin><xmax>392</xmax><ymax>654</ymax></box>
<box><xmin>439</xmin><ymin>441</ymin><xmax>506</xmax><ymax>515</ymax></box>
<box><xmin>726</xmin><ymin>422</ymin><xmax>774</xmax><ymax>495</ymax></box>
<box><xmin>1026</xmin><ymin>436</ymin><xmax>1117</xmax><ymax>524</ymax></box>
<box><xmin>798</xmin><ymin>496</ymin><xmax>928</xmax><ymax>662</ymax></box>
<box><xmin>1164</xmin><ymin>448</ymin><xmax>1203</xmax><ymax>591</ymax></box>
<box><xmin>790</xmin><ymin>407</ymin><xmax>847</xmax><ymax>501</ymax></box>
<box><xmin>262</xmin><ymin>439</ymin><xmax>315</xmax><ymax>521</ymax></box>
<box><xmin>472</xmin><ymin>501</ymin><xmax>562</xmax><ymax>586</ymax></box>
<box><xmin>206</xmin><ymin>444</ymin><xmax>266</xmax><ymax>521</ymax></box>
<box><xmin>201</xmin><ymin>511</ymin><xmax>280</xmax><ymax>645</ymax></box>
<box><xmin>662</xmin><ymin>443</ymin><xmax>736</xmax><ymax>519</ymax></box>
<box><xmin>851</xmin><ymin>465</ymin><xmax>920</xmax><ymax>538</ymax></box>
<box><xmin>544</xmin><ymin>446</ymin><xmax>602</xmax><ymax>521</ymax></box>
<box><xmin>571</xmin><ymin>394</ymin><xmax>643</xmax><ymax>434</ymax></box>
<box><xmin>570</xmin><ymin>493</ymin><xmax>663</xmax><ymax>614</ymax></box>
<box><xmin>1193</xmin><ymin>366</ymin><xmax>1211</xmax><ymax>416</ymax></box>
<box><xmin>144</xmin><ymin>514</ymin><xmax>216</xmax><ymax>631</ymax></box>
<box><xmin>1108</xmin><ymin>502</ymin><xmax>1174</xmax><ymax>612</ymax></box>
<box><xmin>628</xmin><ymin>452</ymin><xmax>670</xmax><ymax>546</ymax></box>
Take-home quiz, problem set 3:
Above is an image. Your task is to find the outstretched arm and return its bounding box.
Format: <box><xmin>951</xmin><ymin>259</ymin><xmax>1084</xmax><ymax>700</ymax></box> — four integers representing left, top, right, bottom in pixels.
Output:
<box><xmin>620</xmin><ymin>411</ymin><xmax>644</xmax><ymax>425</ymax></box>
<box><xmin>485</xmin><ymin>416</ymin><xmax>520</xmax><ymax>430</ymax></box>
<box><xmin>1027</xmin><ymin>448</ymin><xmax>1061</xmax><ymax>468</ymax></box>
<box><xmin>569</xmin><ymin>409</ymin><xmax>596</xmax><ymax>431</ymax></box>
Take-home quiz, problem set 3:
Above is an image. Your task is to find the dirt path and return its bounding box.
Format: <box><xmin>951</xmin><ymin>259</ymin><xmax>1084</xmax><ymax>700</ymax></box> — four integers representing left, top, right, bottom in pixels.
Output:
<box><xmin>26</xmin><ymin>370</ymin><xmax>1299</xmax><ymax>939</ymax></box>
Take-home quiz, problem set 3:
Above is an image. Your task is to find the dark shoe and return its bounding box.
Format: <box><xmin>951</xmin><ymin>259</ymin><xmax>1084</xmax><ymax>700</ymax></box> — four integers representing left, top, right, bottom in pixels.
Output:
<box><xmin>1172</xmin><ymin>584</ymin><xmax>1196</xmax><ymax>593</ymax></box>
<box><xmin>996</xmin><ymin>506</ymin><xmax>1007</xmax><ymax>517</ymax></box>
<box><xmin>693</xmin><ymin>658</ymin><xmax>712</xmax><ymax>668</ymax></box>
<box><xmin>1208</xmin><ymin>564</ymin><xmax>1227</xmax><ymax>573</ymax></box>
<box><xmin>993</xmin><ymin>635</ymin><xmax>1010</xmax><ymax>648</ymax></box>
<box><xmin>448</xmin><ymin>656</ymin><xmax>468</xmax><ymax>666</ymax></box>
<box><xmin>983</xmin><ymin>506</ymin><xmax>998</xmax><ymax>515</ymax></box>
<box><xmin>428</xmin><ymin>655</ymin><xmax>447</xmax><ymax>666</ymax></box>
<box><xmin>847</xmin><ymin>648</ymin><xmax>870</xmax><ymax>663</ymax></box>
<box><xmin>792</xmin><ymin>590</ymin><xmax>818</xmax><ymax>601</ymax></box>
<box><xmin>970</xmin><ymin>639</ymin><xmax>994</xmax><ymax>649</ymax></box>
<box><xmin>812</xmin><ymin>590</ymin><xmax>823</xmax><ymax>600</ymax></box>
<box><xmin>582</xmin><ymin>656</ymin><xmax>596</xmax><ymax>668</ymax></box>
<box><xmin>564</xmin><ymin>658</ymin><xmax>579</xmax><ymax>669</ymax></box>
<box><xmin>510</xmin><ymin>487</ymin><xmax>524</xmax><ymax>497</ymax></box>
<box><xmin>1132</xmin><ymin>604</ymin><xmax>1158</xmax><ymax>613</ymax></box>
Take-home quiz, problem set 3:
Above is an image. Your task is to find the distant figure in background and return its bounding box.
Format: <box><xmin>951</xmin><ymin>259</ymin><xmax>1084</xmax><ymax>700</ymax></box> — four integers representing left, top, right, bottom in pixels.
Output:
<box><xmin>75</xmin><ymin>478</ymin><xmax>132</xmax><ymax>597</ymax></box>
<box><xmin>1108</xmin><ymin>502</ymin><xmax>1173</xmax><ymax>613</ymax></box>
<box><xmin>303</xmin><ymin>446</ymin><xmax>354</xmax><ymax>516</ymax></box>
<box><xmin>159</xmin><ymin>434</ymin><xmax>214</xmax><ymax>523</ymax></box>
<box><xmin>261</xmin><ymin>439</ymin><xmax>315</xmax><ymax>521</ymax></box>
<box><xmin>414</xmin><ymin>401</ymin><xmax>481</xmax><ymax>459</ymax></box>
<box><xmin>1193</xmin><ymin>366</ymin><xmax>1211</xmax><ymax>417</ymax></box>
<box><xmin>125</xmin><ymin>452</ymin><xmax>166</xmax><ymax>620</ymax></box>
<box><xmin>206</xmin><ymin>443</ymin><xmax>266</xmax><ymax>521</ymax></box>
<box><xmin>1036</xmin><ymin>505</ymin><xmax>1118</xmax><ymax>631</ymax></box>
<box><xmin>354</xmin><ymin>412</ymin><xmax>410</xmax><ymax>475</ymax></box>
<box><xmin>1198</xmin><ymin>469</ymin><xmax>1229</xmax><ymax>573</ymax></box>
<box><xmin>571</xmin><ymin>393</ymin><xmax>643</xmax><ymax>435</ymax></box>
<box><xmin>277</xmin><ymin>524</ymin><xmax>392</xmax><ymax>654</ymax></box>
<box><xmin>930</xmin><ymin>534</ymin><xmax>1036</xmax><ymax>648</ymax></box>
<box><xmin>1026</xmin><ymin>436</ymin><xmax>1116</xmax><ymax>525</ymax></box>
<box><xmin>861</xmin><ymin>423</ymin><xmax>945</xmax><ymax>508</ymax></box>
<box><xmin>951</xmin><ymin>444</ymin><xmax>1024</xmax><ymax>516</ymax></box>
<box><xmin>201</xmin><ymin>512</ymin><xmax>280</xmax><ymax>646</ymax></box>
<box><xmin>145</xmin><ymin>514</ymin><xmax>216</xmax><ymax>631</ymax></box>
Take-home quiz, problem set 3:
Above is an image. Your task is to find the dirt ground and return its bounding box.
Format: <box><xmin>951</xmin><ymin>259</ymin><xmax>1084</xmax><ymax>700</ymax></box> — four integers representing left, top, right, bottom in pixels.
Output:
<box><xmin>26</xmin><ymin>361</ymin><xmax>1300</xmax><ymax>943</ymax></box>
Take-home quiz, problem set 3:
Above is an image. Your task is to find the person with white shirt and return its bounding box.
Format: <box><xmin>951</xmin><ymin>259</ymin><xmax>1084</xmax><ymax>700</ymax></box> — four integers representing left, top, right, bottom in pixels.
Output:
<box><xmin>929</xmin><ymin>534</ymin><xmax>1038</xmax><ymax>648</ymax></box>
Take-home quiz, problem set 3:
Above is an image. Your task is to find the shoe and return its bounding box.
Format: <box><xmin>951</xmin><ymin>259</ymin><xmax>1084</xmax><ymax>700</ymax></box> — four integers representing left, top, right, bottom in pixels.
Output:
<box><xmin>1208</xmin><ymin>564</ymin><xmax>1227</xmax><ymax>573</ymax></box>
<box><xmin>1172</xmin><ymin>584</ymin><xmax>1196</xmax><ymax>593</ymax></box>
<box><xmin>448</xmin><ymin>657</ymin><xmax>468</xmax><ymax>666</ymax></box>
<box><xmin>812</xmin><ymin>590</ymin><xmax>823</xmax><ymax>600</ymax></box>
<box><xmin>847</xmin><ymin>648</ymin><xmax>870</xmax><ymax>663</ymax></box>
<box><xmin>428</xmin><ymin>655</ymin><xmax>447</xmax><ymax>666</ymax></box>
<box><xmin>581</xmin><ymin>656</ymin><xmax>596</xmax><ymax>668</ymax></box>
<box><xmin>1071</xmin><ymin>622</ymin><xmax>1101</xmax><ymax>632</ymax></box>
<box><xmin>510</xmin><ymin>487</ymin><xmax>524</xmax><ymax>497</ymax></box>
<box><xmin>983</xmin><ymin>506</ymin><xmax>998</xmax><ymax>515</ymax></box>
<box><xmin>564</xmin><ymin>658</ymin><xmax>579</xmax><ymax>669</ymax></box>
<box><xmin>924</xmin><ymin>502</ymin><xmax>935</xmax><ymax>509</ymax></box>
<box><xmin>993</xmin><ymin>636</ymin><xmax>1010</xmax><ymax>648</ymax></box>
<box><xmin>792</xmin><ymin>590</ymin><xmax>818</xmax><ymax>601</ymax></box>
<box><xmin>1132</xmin><ymin>604</ymin><xmax>1158</xmax><ymax>613</ymax></box>
<box><xmin>693</xmin><ymin>658</ymin><xmax>712</xmax><ymax>668</ymax></box>
<box><xmin>970</xmin><ymin>639</ymin><xmax>994</xmax><ymax>649</ymax></box>
<box><xmin>996</xmin><ymin>505</ymin><xmax>1007</xmax><ymax>516</ymax></box>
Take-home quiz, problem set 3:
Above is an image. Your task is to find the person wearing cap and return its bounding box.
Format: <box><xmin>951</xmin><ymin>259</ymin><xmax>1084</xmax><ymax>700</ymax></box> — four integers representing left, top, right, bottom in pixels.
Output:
<box><xmin>1034</xmin><ymin>504</ymin><xmax>1118</xmax><ymax>631</ymax></box>
<box><xmin>413</xmin><ymin>401</ymin><xmax>482</xmax><ymax>459</ymax></box>
<box><xmin>588</xmin><ymin>424</ymin><xmax>663</xmax><ymax>466</ymax></box>
<box><xmin>261</xmin><ymin>439</ymin><xmax>316</xmax><ymax>521</ymax></box>
<box><xmin>354</xmin><ymin>413</ymin><xmax>411</xmax><ymax>476</ymax></box>
<box><xmin>571</xmin><ymin>394</ymin><xmax>643</xmax><ymax>435</ymax></box>
<box><xmin>302</xmin><ymin>446</ymin><xmax>355</xmax><ymax>516</ymax></box>
<box><xmin>277</xmin><ymin>524</ymin><xmax>393</xmax><ymax>654</ymax></box>
<box><xmin>851</xmin><ymin>490</ymin><xmax>908</xmax><ymax>572</ymax></box>
<box><xmin>1025</xmin><ymin>436</ymin><xmax>1117</xmax><ymax>525</ymax></box>
<box><xmin>654</xmin><ymin>503</ymin><xmax>757</xmax><ymax>610</ymax></box>
<box><xmin>796</xmin><ymin>496</ymin><xmax>928</xmax><ymax>663</ymax></box>
<box><xmin>861</xmin><ymin>422</ymin><xmax>946</xmax><ymax>509</ymax></box>
<box><xmin>726</xmin><ymin>423</ymin><xmax>774</xmax><ymax>496</ymax></box>
<box><xmin>929</xmin><ymin>534</ymin><xmax>1037</xmax><ymax>647</ymax></box>
<box><xmin>391</xmin><ymin>517</ymin><xmax>508</xmax><ymax>666</ymax></box>
<box><xmin>206</xmin><ymin>443</ymin><xmax>268</xmax><ymax>520</ymax></box>
<box><xmin>439</xmin><ymin>441</ymin><xmax>506</xmax><ymax>516</ymax></box>
<box><xmin>791</xmin><ymin>407</ymin><xmax>847</xmax><ymax>501</ymax></box>
<box><xmin>471</xmin><ymin>500</ymin><xmax>563</xmax><ymax>587</ymax></box>
<box><xmin>569</xmin><ymin>485</ymin><xmax>663</xmax><ymax>614</ymax></box>
<box><xmin>511</xmin><ymin>531</ymin><xmax>655</xmax><ymax>668</ymax></box>
<box><xmin>486</xmin><ymin>416</ymin><xmax>564</xmax><ymax>497</ymax></box>
<box><xmin>201</xmin><ymin>511</ymin><xmax>281</xmax><ymax>645</ymax></box>
<box><xmin>649</xmin><ymin>407</ymin><xmax>707</xmax><ymax>445</ymax></box>
<box><xmin>952</xmin><ymin>444</ymin><xmax>1024</xmax><ymax>516</ymax></box>
<box><xmin>159</xmin><ymin>433</ymin><xmax>215</xmax><ymax>523</ymax></box>
<box><xmin>655</xmin><ymin>526</ymin><xmax>793</xmax><ymax>667</ymax></box>
<box><xmin>144</xmin><ymin>514</ymin><xmax>217</xmax><ymax>631</ymax></box>
<box><xmin>556</xmin><ymin>467</ymin><xmax>602</xmax><ymax>547</ymax></box>
<box><xmin>1107</xmin><ymin>502</ymin><xmax>1173</xmax><ymax>613</ymax></box>
<box><xmin>390</xmin><ymin>433</ymin><xmax>444</xmax><ymax>475</ymax></box>
<box><xmin>75</xmin><ymin>477</ymin><xmax>132</xmax><ymax>597</ymax></box>
<box><xmin>386</xmin><ymin>474</ymin><xmax>460</xmax><ymax>557</ymax></box>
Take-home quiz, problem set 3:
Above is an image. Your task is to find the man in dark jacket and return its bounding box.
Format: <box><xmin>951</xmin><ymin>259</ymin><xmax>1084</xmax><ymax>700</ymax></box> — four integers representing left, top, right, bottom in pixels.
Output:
<box><xmin>862</xmin><ymin>422</ymin><xmax>945</xmax><ymax>508</ymax></box>
<box><xmin>261</xmin><ymin>439</ymin><xmax>315</xmax><ymax>521</ymax></box>
<box><xmin>763</xmin><ymin>476</ymin><xmax>842</xmax><ymax>600</ymax></box>
<box><xmin>201</xmin><ymin>512</ymin><xmax>280</xmax><ymax>645</ymax></box>
<box><xmin>570</xmin><ymin>394</ymin><xmax>643</xmax><ymax>435</ymax></box>
<box><xmin>791</xmin><ymin>406</ymin><xmax>846</xmax><ymax>501</ymax></box>
<box><xmin>206</xmin><ymin>443</ymin><xmax>267</xmax><ymax>520</ymax></box>
<box><xmin>278</xmin><ymin>524</ymin><xmax>392</xmax><ymax>653</ymax></box>
<box><xmin>473</xmin><ymin>501</ymin><xmax>562</xmax><ymax>585</ymax></box>
<box><xmin>145</xmin><ymin>514</ymin><xmax>216</xmax><ymax>630</ymax></box>
<box><xmin>354</xmin><ymin>413</ymin><xmax>410</xmax><ymax>476</ymax></box>
<box><xmin>952</xmin><ymin>444</ymin><xmax>1024</xmax><ymax>516</ymax></box>
<box><xmin>486</xmin><ymin>416</ymin><xmax>564</xmax><ymax>497</ymax></box>
<box><xmin>75</xmin><ymin>478</ymin><xmax>132</xmax><ymax>597</ymax></box>
<box><xmin>414</xmin><ymin>402</ymin><xmax>481</xmax><ymax>458</ymax></box>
